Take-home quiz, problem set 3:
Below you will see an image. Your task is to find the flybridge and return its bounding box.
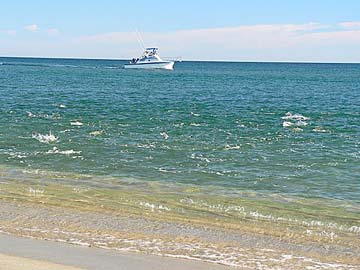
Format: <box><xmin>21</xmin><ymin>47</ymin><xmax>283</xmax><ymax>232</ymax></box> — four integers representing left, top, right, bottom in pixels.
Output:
<box><xmin>124</xmin><ymin>47</ymin><xmax>175</xmax><ymax>70</ymax></box>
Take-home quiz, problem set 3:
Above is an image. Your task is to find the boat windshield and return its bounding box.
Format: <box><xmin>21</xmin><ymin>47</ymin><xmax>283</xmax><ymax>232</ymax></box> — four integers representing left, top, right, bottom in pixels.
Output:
<box><xmin>129</xmin><ymin>48</ymin><xmax>162</xmax><ymax>64</ymax></box>
<box><xmin>137</xmin><ymin>48</ymin><xmax>160</xmax><ymax>61</ymax></box>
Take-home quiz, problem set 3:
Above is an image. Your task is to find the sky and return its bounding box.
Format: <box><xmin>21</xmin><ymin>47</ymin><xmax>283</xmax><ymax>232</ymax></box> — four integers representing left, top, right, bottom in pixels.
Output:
<box><xmin>1</xmin><ymin>0</ymin><xmax>360</xmax><ymax>62</ymax></box>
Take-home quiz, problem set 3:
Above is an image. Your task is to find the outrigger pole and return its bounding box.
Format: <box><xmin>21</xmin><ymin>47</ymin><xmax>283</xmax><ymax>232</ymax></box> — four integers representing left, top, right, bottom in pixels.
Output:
<box><xmin>134</xmin><ymin>29</ymin><xmax>146</xmax><ymax>51</ymax></box>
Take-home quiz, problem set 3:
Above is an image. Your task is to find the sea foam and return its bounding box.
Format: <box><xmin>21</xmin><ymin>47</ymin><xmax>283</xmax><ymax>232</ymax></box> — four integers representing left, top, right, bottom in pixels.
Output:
<box><xmin>46</xmin><ymin>147</ymin><xmax>81</xmax><ymax>155</ymax></box>
<box><xmin>32</xmin><ymin>131</ymin><xmax>58</xmax><ymax>144</ymax></box>
<box><xmin>282</xmin><ymin>112</ymin><xmax>310</xmax><ymax>128</ymax></box>
<box><xmin>281</xmin><ymin>112</ymin><xmax>310</xmax><ymax>121</ymax></box>
<box><xmin>70</xmin><ymin>121</ymin><xmax>84</xmax><ymax>126</ymax></box>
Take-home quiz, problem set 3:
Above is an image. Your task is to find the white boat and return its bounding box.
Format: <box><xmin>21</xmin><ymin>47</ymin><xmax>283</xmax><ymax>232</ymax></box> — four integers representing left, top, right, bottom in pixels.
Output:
<box><xmin>124</xmin><ymin>47</ymin><xmax>175</xmax><ymax>70</ymax></box>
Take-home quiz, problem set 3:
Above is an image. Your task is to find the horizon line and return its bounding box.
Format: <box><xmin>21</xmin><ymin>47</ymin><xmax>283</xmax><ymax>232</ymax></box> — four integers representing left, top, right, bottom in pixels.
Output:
<box><xmin>1</xmin><ymin>55</ymin><xmax>360</xmax><ymax>65</ymax></box>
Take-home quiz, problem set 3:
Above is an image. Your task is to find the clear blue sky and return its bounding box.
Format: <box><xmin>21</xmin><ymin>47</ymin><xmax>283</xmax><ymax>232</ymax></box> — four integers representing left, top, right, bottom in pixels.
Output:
<box><xmin>1</xmin><ymin>1</ymin><xmax>360</xmax><ymax>62</ymax></box>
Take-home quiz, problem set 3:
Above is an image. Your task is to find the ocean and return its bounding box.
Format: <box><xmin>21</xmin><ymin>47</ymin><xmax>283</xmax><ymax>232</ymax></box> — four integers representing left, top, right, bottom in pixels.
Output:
<box><xmin>0</xmin><ymin>57</ymin><xmax>359</xmax><ymax>269</ymax></box>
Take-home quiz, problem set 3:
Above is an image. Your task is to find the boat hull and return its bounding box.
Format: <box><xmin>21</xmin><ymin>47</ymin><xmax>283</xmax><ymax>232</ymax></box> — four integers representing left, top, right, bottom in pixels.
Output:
<box><xmin>124</xmin><ymin>61</ymin><xmax>174</xmax><ymax>70</ymax></box>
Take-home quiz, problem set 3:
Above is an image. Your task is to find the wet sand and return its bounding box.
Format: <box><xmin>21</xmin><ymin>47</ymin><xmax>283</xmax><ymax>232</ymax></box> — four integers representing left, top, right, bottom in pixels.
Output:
<box><xmin>0</xmin><ymin>253</ymin><xmax>83</xmax><ymax>270</ymax></box>
<box><xmin>0</xmin><ymin>233</ymin><xmax>229</xmax><ymax>270</ymax></box>
<box><xmin>0</xmin><ymin>198</ymin><xmax>359</xmax><ymax>269</ymax></box>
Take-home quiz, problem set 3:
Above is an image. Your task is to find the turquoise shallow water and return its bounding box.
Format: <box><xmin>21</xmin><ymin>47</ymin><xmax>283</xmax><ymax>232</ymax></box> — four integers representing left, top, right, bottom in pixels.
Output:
<box><xmin>1</xmin><ymin>57</ymin><xmax>359</xmax><ymax>268</ymax></box>
<box><xmin>0</xmin><ymin>57</ymin><xmax>359</xmax><ymax>202</ymax></box>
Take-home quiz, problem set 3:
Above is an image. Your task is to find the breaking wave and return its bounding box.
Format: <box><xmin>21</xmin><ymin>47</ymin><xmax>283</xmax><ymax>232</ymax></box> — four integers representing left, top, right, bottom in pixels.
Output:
<box><xmin>32</xmin><ymin>132</ymin><xmax>59</xmax><ymax>144</ymax></box>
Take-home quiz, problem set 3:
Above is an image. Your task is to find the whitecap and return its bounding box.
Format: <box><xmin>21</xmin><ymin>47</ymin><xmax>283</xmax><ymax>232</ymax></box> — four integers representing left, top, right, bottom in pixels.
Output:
<box><xmin>47</xmin><ymin>113</ymin><xmax>61</xmax><ymax>119</ymax></box>
<box><xmin>174</xmin><ymin>123</ymin><xmax>184</xmax><ymax>128</ymax></box>
<box><xmin>160</xmin><ymin>132</ymin><xmax>169</xmax><ymax>139</ymax></box>
<box><xmin>59</xmin><ymin>104</ymin><xmax>66</xmax><ymax>108</ymax></box>
<box><xmin>32</xmin><ymin>131</ymin><xmax>58</xmax><ymax>144</ymax></box>
<box><xmin>295</xmin><ymin>120</ymin><xmax>308</xmax><ymax>126</ymax></box>
<box><xmin>224</xmin><ymin>145</ymin><xmax>241</xmax><ymax>150</ymax></box>
<box><xmin>46</xmin><ymin>147</ymin><xmax>81</xmax><ymax>155</ymax></box>
<box><xmin>281</xmin><ymin>112</ymin><xmax>310</xmax><ymax>121</ymax></box>
<box><xmin>282</xmin><ymin>121</ymin><xmax>293</xmax><ymax>127</ymax></box>
<box><xmin>313</xmin><ymin>126</ymin><xmax>327</xmax><ymax>133</ymax></box>
<box><xmin>89</xmin><ymin>130</ymin><xmax>103</xmax><ymax>136</ymax></box>
<box><xmin>7</xmin><ymin>151</ymin><xmax>27</xmax><ymax>159</ymax></box>
<box><xmin>70</xmin><ymin>121</ymin><xmax>83</xmax><ymax>126</ymax></box>
<box><xmin>13</xmin><ymin>154</ymin><xmax>27</xmax><ymax>158</ymax></box>
<box><xmin>137</xmin><ymin>143</ymin><xmax>156</xmax><ymax>149</ymax></box>
<box><xmin>191</xmin><ymin>153</ymin><xmax>210</xmax><ymax>163</ymax></box>
<box><xmin>27</xmin><ymin>112</ymin><xmax>61</xmax><ymax>119</ymax></box>
<box><xmin>27</xmin><ymin>111</ymin><xmax>36</xmax><ymax>117</ymax></box>
<box><xmin>190</xmin><ymin>112</ymin><xmax>200</xmax><ymax>117</ymax></box>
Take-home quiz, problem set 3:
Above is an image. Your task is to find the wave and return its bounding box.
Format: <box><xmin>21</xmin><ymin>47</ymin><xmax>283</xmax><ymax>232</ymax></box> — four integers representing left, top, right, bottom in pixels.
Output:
<box><xmin>2</xmin><ymin>150</ymin><xmax>28</xmax><ymax>159</ymax></box>
<box><xmin>224</xmin><ymin>144</ymin><xmax>241</xmax><ymax>150</ymax></box>
<box><xmin>282</xmin><ymin>121</ymin><xmax>294</xmax><ymax>127</ymax></box>
<box><xmin>282</xmin><ymin>120</ymin><xmax>308</xmax><ymax>127</ymax></box>
<box><xmin>160</xmin><ymin>132</ymin><xmax>169</xmax><ymax>139</ymax></box>
<box><xmin>32</xmin><ymin>131</ymin><xmax>58</xmax><ymax>144</ymax></box>
<box><xmin>27</xmin><ymin>111</ymin><xmax>61</xmax><ymax>119</ymax></box>
<box><xmin>281</xmin><ymin>112</ymin><xmax>310</xmax><ymax>121</ymax></box>
<box><xmin>46</xmin><ymin>147</ymin><xmax>81</xmax><ymax>155</ymax></box>
<box><xmin>313</xmin><ymin>126</ymin><xmax>328</xmax><ymax>133</ymax></box>
<box><xmin>282</xmin><ymin>112</ymin><xmax>310</xmax><ymax>129</ymax></box>
<box><xmin>89</xmin><ymin>130</ymin><xmax>103</xmax><ymax>136</ymax></box>
<box><xmin>70</xmin><ymin>121</ymin><xmax>84</xmax><ymax>126</ymax></box>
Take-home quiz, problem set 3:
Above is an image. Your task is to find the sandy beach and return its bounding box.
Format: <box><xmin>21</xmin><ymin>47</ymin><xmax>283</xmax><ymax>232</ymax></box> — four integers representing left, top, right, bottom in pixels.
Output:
<box><xmin>0</xmin><ymin>253</ymin><xmax>83</xmax><ymax>270</ymax></box>
<box><xmin>0</xmin><ymin>233</ymin><xmax>229</xmax><ymax>270</ymax></box>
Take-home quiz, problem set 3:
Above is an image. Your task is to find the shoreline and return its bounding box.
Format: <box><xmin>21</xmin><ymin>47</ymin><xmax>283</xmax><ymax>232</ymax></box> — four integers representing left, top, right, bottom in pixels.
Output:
<box><xmin>0</xmin><ymin>167</ymin><xmax>359</xmax><ymax>269</ymax></box>
<box><xmin>0</xmin><ymin>199</ymin><xmax>359</xmax><ymax>269</ymax></box>
<box><xmin>0</xmin><ymin>168</ymin><xmax>359</xmax><ymax>269</ymax></box>
<box><xmin>0</xmin><ymin>233</ymin><xmax>228</xmax><ymax>270</ymax></box>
